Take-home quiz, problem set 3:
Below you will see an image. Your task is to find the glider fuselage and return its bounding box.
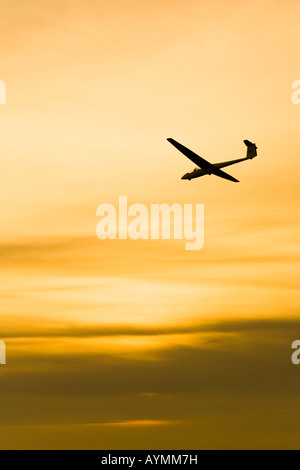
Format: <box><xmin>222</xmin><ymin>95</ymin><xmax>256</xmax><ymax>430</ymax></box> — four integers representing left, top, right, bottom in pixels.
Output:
<box><xmin>182</xmin><ymin>168</ymin><xmax>211</xmax><ymax>180</ymax></box>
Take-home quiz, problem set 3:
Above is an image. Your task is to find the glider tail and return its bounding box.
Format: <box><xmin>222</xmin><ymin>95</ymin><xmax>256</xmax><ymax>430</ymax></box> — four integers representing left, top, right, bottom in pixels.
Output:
<box><xmin>244</xmin><ymin>140</ymin><xmax>257</xmax><ymax>159</ymax></box>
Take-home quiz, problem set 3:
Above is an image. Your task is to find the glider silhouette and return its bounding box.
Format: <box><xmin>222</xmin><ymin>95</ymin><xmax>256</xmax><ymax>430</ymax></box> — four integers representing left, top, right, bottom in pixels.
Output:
<box><xmin>167</xmin><ymin>138</ymin><xmax>257</xmax><ymax>182</ymax></box>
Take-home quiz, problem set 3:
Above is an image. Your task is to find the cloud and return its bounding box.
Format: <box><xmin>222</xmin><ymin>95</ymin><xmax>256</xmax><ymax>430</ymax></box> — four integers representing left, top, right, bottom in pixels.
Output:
<box><xmin>2</xmin><ymin>316</ymin><xmax>300</xmax><ymax>339</ymax></box>
<box><xmin>1</xmin><ymin>317</ymin><xmax>299</xmax><ymax>401</ymax></box>
<box><xmin>0</xmin><ymin>316</ymin><xmax>300</xmax><ymax>449</ymax></box>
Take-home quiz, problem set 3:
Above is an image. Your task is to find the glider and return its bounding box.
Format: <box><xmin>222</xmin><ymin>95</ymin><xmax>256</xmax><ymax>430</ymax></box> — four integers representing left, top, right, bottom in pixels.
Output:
<box><xmin>167</xmin><ymin>138</ymin><xmax>257</xmax><ymax>182</ymax></box>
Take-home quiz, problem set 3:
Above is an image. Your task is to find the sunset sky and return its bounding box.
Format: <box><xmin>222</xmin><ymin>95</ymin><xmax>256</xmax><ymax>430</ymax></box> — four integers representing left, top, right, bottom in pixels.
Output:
<box><xmin>1</xmin><ymin>0</ymin><xmax>300</xmax><ymax>449</ymax></box>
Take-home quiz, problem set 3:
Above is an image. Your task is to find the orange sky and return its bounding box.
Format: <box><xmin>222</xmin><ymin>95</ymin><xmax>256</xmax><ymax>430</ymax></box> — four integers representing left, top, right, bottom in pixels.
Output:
<box><xmin>0</xmin><ymin>0</ymin><xmax>300</xmax><ymax>449</ymax></box>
